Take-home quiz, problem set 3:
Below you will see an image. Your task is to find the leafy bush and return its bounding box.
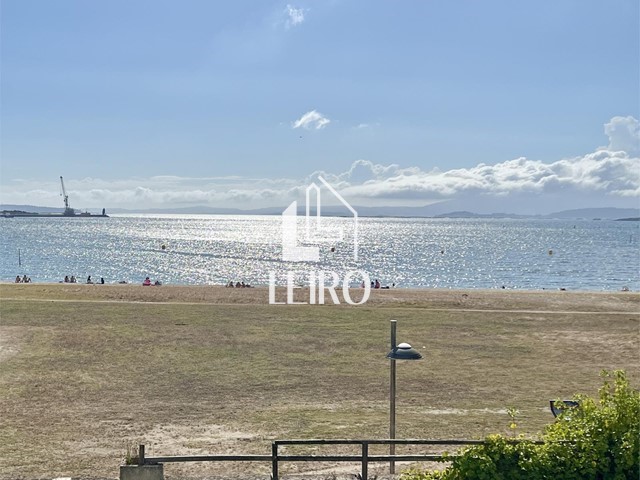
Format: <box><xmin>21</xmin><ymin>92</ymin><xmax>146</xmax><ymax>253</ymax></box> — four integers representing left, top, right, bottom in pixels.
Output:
<box><xmin>402</xmin><ymin>371</ymin><xmax>639</xmax><ymax>480</ymax></box>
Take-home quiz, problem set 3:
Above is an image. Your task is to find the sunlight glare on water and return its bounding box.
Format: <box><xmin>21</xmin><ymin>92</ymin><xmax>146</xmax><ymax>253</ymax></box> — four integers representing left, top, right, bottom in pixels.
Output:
<box><xmin>1</xmin><ymin>215</ymin><xmax>638</xmax><ymax>290</ymax></box>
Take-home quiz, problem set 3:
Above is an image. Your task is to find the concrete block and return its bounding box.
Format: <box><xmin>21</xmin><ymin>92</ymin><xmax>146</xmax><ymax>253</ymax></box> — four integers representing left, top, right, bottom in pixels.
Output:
<box><xmin>120</xmin><ymin>464</ymin><xmax>164</xmax><ymax>480</ymax></box>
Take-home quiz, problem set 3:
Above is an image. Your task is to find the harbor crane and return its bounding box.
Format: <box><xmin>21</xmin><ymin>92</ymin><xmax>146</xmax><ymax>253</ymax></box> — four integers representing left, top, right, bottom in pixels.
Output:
<box><xmin>59</xmin><ymin>176</ymin><xmax>75</xmax><ymax>216</ymax></box>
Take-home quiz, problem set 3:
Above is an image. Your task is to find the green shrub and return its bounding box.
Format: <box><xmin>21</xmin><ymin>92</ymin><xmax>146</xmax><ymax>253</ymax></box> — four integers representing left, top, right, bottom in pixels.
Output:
<box><xmin>402</xmin><ymin>370</ymin><xmax>639</xmax><ymax>480</ymax></box>
<box><xmin>123</xmin><ymin>442</ymin><xmax>139</xmax><ymax>466</ymax></box>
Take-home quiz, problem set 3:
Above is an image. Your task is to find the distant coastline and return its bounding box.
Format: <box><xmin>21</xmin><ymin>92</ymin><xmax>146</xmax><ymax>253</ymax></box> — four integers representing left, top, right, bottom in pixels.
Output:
<box><xmin>1</xmin><ymin>204</ymin><xmax>638</xmax><ymax>220</ymax></box>
<box><xmin>1</xmin><ymin>209</ymin><xmax>108</xmax><ymax>218</ymax></box>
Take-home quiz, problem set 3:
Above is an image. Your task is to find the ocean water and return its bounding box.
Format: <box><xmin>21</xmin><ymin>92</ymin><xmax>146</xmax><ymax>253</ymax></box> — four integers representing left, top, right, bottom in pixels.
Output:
<box><xmin>1</xmin><ymin>215</ymin><xmax>638</xmax><ymax>291</ymax></box>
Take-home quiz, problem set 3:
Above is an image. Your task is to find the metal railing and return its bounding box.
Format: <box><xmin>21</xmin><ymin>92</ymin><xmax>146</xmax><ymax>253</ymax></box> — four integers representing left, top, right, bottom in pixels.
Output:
<box><xmin>139</xmin><ymin>438</ymin><xmax>545</xmax><ymax>479</ymax></box>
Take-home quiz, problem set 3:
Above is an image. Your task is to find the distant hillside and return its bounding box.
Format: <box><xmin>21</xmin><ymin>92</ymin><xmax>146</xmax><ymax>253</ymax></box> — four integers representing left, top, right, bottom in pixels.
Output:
<box><xmin>435</xmin><ymin>207</ymin><xmax>640</xmax><ymax>220</ymax></box>
<box><xmin>109</xmin><ymin>205</ymin><xmax>446</xmax><ymax>216</ymax></box>
<box><xmin>108</xmin><ymin>206</ymin><xmax>248</xmax><ymax>215</ymax></box>
<box><xmin>435</xmin><ymin>210</ymin><xmax>535</xmax><ymax>219</ymax></box>
<box><xmin>0</xmin><ymin>204</ymin><xmax>64</xmax><ymax>214</ymax></box>
<box><xmin>545</xmin><ymin>207</ymin><xmax>640</xmax><ymax>219</ymax></box>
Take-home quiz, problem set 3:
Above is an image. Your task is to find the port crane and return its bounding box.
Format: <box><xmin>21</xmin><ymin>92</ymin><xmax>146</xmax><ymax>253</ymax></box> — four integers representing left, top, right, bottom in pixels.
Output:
<box><xmin>59</xmin><ymin>176</ymin><xmax>75</xmax><ymax>216</ymax></box>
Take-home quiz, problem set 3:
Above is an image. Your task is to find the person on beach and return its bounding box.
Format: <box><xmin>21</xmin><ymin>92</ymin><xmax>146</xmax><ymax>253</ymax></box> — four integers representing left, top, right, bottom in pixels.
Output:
<box><xmin>22</xmin><ymin>275</ymin><xmax>28</xmax><ymax>283</ymax></box>
<box><xmin>100</xmin><ymin>277</ymin><xmax>105</xmax><ymax>284</ymax></box>
<box><xmin>70</xmin><ymin>275</ymin><xmax>76</xmax><ymax>283</ymax></box>
<box><xmin>15</xmin><ymin>275</ymin><xmax>21</xmax><ymax>283</ymax></box>
<box><xmin>86</xmin><ymin>276</ymin><xmax>93</xmax><ymax>284</ymax></box>
<box><xmin>142</xmin><ymin>277</ymin><xmax>151</xmax><ymax>286</ymax></box>
<box><xmin>64</xmin><ymin>275</ymin><xmax>70</xmax><ymax>283</ymax></box>
<box><xmin>374</xmin><ymin>279</ymin><xmax>380</xmax><ymax>289</ymax></box>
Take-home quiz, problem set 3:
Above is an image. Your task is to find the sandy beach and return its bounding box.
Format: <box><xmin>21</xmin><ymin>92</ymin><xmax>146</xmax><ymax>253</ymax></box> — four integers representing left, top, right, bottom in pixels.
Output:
<box><xmin>3</xmin><ymin>282</ymin><xmax>639</xmax><ymax>311</ymax></box>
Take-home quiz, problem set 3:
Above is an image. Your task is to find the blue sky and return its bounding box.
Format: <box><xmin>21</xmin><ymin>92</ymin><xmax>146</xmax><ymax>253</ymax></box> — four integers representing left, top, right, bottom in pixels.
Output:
<box><xmin>1</xmin><ymin>0</ymin><xmax>638</xmax><ymax>213</ymax></box>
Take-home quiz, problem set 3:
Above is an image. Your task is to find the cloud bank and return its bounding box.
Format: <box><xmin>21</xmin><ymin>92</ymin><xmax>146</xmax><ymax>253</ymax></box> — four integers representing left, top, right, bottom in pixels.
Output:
<box><xmin>2</xmin><ymin>117</ymin><xmax>638</xmax><ymax>214</ymax></box>
<box><xmin>319</xmin><ymin>150</ymin><xmax>638</xmax><ymax>200</ymax></box>
<box><xmin>309</xmin><ymin>116</ymin><xmax>640</xmax><ymax>204</ymax></box>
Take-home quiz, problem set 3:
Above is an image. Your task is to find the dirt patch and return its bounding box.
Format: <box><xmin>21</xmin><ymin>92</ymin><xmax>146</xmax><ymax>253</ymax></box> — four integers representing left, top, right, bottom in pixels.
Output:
<box><xmin>144</xmin><ymin>424</ymin><xmax>258</xmax><ymax>452</ymax></box>
<box><xmin>0</xmin><ymin>326</ymin><xmax>24</xmax><ymax>362</ymax></box>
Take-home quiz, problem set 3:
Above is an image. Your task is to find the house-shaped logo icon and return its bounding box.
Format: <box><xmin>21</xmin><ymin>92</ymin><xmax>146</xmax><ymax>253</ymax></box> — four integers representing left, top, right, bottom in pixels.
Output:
<box><xmin>282</xmin><ymin>176</ymin><xmax>358</xmax><ymax>262</ymax></box>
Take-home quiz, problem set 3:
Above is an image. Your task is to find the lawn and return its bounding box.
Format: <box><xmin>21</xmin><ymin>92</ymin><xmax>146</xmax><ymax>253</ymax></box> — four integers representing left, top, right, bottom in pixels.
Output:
<box><xmin>0</xmin><ymin>284</ymin><xmax>638</xmax><ymax>479</ymax></box>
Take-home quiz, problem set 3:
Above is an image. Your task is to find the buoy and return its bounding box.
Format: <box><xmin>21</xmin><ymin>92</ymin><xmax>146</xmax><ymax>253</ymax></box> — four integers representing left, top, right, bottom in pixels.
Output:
<box><xmin>161</xmin><ymin>244</ymin><xmax>166</xmax><ymax>251</ymax></box>
<box><xmin>548</xmin><ymin>249</ymin><xmax>553</xmax><ymax>255</ymax></box>
<box><xmin>330</xmin><ymin>247</ymin><xmax>335</xmax><ymax>253</ymax></box>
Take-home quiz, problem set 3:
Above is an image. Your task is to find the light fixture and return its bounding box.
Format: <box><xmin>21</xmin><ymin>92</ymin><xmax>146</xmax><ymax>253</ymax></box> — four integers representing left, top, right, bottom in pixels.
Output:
<box><xmin>387</xmin><ymin>321</ymin><xmax>423</xmax><ymax>474</ymax></box>
<box><xmin>387</xmin><ymin>342</ymin><xmax>423</xmax><ymax>360</ymax></box>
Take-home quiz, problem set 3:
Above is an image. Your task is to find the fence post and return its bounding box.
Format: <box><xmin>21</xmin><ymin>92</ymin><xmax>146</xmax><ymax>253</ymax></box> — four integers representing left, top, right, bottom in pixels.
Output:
<box><xmin>271</xmin><ymin>442</ymin><xmax>278</xmax><ymax>480</ymax></box>
<box><xmin>361</xmin><ymin>442</ymin><xmax>368</xmax><ymax>480</ymax></box>
<box><xmin>138</xmin><ymin>444</ymin><xmax>145</xmax><ymax>466</ymax></box>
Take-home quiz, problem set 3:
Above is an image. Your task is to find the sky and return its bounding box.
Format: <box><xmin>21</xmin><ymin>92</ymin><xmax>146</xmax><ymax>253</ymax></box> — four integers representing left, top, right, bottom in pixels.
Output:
<box><xmin>1</xmin><ymin>0</ymin><xmax>639</xmax><ymax>214</ymax></box>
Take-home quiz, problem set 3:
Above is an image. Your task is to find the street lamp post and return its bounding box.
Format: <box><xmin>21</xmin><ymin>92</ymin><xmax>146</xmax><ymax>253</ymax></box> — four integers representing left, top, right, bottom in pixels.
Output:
<box><xmin>386</xmin><ymin>319</ymin><xmax>423</xmax><ymax>475</ymax></box>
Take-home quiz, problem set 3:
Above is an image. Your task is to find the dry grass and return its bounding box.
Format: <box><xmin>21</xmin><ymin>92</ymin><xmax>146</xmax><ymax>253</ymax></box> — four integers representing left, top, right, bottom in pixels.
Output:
<box><xmin>0</xmin><ymin>284</ymin><xmax>638</xmax><ymax>479</ymax></box>
<box><xmin>3</xmin><ymin>283</ymin><xmax>639</xmax><ymax>312</ymax></box>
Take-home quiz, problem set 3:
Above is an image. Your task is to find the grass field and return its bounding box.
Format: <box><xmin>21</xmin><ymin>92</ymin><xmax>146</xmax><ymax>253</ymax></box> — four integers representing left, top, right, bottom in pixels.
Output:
<box><xmin>0</xmin><ymin>284</ymin><xmax>638</xmax><ymax>479</ymax></box>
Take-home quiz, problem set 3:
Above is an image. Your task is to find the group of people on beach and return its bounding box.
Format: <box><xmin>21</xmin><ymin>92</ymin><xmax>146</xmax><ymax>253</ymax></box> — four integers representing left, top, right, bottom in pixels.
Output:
<box><xmin>362</xmin><ymin>279</ymin><xmax>394</xmax><ymax>289</ymax></box>
<box><xmin>63</xmin><ymin>275</ymin><xmax>105</xmax><ymax>284</ymax></box>
<box><xmin>226</xmin><ymin>281</ymin><xmax>253</xmax><ymax>288</ymax></box>
<box><xmin>14</xmin><ymin>275</ymin><xmax>31</xmax><ymax>283</ymax></box>
<box><xmin>54</xmin><ymin>275</ymin><xmax>164</xmax><ymax>286</ymax></box>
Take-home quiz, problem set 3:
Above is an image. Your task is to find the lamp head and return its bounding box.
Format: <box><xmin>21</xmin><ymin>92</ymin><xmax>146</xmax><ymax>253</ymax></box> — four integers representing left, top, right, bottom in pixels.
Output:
<box><xmin>387</xmin><ymin>342</ymin><xmax>423</xmax><ymax>360</ymax></box>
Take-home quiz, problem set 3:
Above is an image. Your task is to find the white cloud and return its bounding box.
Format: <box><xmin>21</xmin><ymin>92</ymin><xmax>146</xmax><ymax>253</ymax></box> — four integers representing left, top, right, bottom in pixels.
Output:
<box><xmin>285</xmin><ymin>5</ymin><xmax>305</xmax><ymax>28</ymax></box>
<box><xmin>603</xmin><ymin>115</ymin><xmax>640</xmax><ymax>156</ymax></box>
<box><xmin>292</xmin><ymin>110</ymin><xmax>330</xmax><ymax>130</ymax></box>
<box><xmin>336</xmin><ymin>150</ymin><xmax>639</xmax><ymax>201</ymax></box>
<box><xmin>354</xmin><ymin>122</ymin><xmax>381</xmax><ymax>130</ymax></box>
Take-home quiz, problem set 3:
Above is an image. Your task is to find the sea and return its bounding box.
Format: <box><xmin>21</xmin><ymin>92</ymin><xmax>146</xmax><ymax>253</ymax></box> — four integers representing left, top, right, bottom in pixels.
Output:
<box><xmin>1</xmin><ymin>215</ymin><xmax>638</xmax><ymax>291</ymax></box>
